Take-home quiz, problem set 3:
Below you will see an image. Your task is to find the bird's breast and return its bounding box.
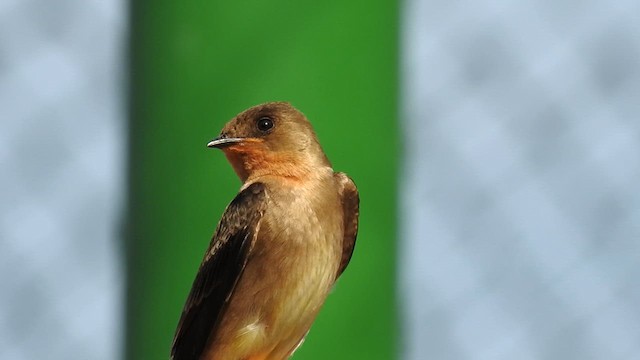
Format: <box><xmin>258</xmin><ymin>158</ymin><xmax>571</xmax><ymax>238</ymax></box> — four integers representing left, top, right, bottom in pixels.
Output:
<box><xmin>215</xmin><ymin>181</ymin><xmax>343</xmax><ymax>357</ymax></box>
<box><xmin>256</xmin><ymin>185</ymin><xmax>343</xmax><ymax>310</ymax></box>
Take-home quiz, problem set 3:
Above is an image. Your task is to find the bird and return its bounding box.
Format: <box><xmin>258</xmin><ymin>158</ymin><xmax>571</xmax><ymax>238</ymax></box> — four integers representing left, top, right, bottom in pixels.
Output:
<box><xmin>171</xmin><ymin>102</ymin><xmax>359</xmax><ymax>360</ymax></box>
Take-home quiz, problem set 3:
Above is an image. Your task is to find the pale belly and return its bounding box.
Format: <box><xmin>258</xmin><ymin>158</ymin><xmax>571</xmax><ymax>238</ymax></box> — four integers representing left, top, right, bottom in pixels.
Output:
<box><xmin>205</xmin><ymin>202</ymin><xmax>343</xmax><ymax>360</ymax></box>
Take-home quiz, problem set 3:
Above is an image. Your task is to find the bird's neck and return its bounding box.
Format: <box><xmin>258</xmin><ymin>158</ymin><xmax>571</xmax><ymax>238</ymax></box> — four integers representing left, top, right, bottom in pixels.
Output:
<box><xmin>223</xmin><ymin>146</ymin><xmax>331</xmax><ymax>184</ymax></box>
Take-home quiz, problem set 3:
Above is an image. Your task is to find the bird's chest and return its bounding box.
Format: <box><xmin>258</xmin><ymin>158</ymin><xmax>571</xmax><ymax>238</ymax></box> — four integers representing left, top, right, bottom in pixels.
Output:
<box><xmin>218</xmin><ymin>183</ymin><xmax>343</xmax><ymax>355</ymax></box>
<box><xmin>251</xmin><ymin>189</ymin><xmax>342</xmax><ymax>318</ymax></box>
<box><xmin>261</xmin><ymin>192</ymin><xmax>341</xmax><ymax>279</ymax></box>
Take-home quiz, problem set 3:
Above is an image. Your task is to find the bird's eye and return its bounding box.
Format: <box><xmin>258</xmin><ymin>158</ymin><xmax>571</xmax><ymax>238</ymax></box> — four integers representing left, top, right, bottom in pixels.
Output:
<box><xmin>257</xmin><ymin>117</ymin><xmax>274</xmax><ymax>132</ymax></box>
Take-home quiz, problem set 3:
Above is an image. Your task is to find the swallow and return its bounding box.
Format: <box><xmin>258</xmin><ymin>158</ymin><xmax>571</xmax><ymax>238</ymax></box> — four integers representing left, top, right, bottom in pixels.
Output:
<box><xmin>171</xmin><ymin>102</ymin><xmax>359</xmax><ymax>360</ymax></box>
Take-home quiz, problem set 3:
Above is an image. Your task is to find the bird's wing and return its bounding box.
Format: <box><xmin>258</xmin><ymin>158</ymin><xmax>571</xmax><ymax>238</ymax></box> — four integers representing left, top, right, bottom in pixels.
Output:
<box><xmin>171</xmin><ymin>182</ymin><xmax>267</xmax><ymax>360</ymax></box>
<box><xmin>334</xmin><ymin>172</ymin><xmax>359</xmax><ymax>279</ymax></box>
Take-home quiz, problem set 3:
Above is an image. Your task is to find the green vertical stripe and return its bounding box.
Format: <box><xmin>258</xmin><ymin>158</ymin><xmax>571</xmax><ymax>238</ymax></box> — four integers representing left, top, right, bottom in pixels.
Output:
<box><xmin>128</xmin><ymin>1</ymin><xmax>398</xmax><ymax>359</ymax></box>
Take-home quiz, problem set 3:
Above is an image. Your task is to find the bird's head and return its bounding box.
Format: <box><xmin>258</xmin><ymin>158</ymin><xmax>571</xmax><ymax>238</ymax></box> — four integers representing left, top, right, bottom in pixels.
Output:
<box><xmin>208</xmin><ymin>102</ymin><xmax>331</xmax><ymax>182</ymax></box>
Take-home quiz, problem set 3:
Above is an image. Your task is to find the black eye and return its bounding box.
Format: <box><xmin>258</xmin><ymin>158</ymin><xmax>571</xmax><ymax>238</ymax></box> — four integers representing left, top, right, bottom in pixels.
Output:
<box><xmin>257</xmin><ymin>117</ymin><xmax>274</xmax><ymax>132</ymax></box>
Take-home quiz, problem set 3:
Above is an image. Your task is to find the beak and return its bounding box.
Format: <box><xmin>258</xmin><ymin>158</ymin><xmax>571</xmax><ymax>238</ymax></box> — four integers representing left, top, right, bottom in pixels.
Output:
<box><xmin>206</xmin><ymin>136</ymin><xmax>244</xmax><ymax>148</ymax></box>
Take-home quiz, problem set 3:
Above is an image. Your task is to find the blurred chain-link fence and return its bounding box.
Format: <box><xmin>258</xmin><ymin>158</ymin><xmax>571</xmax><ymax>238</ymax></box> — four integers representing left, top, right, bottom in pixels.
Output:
<box><xmin>401</xmin><ymin>1</ymin><xmax>640</xmax><ymax>359</ymax></box>
<box><xmin>0</xmin><ymin>1</ymin><xmax>124</xmax><ymax>359</ymax></box>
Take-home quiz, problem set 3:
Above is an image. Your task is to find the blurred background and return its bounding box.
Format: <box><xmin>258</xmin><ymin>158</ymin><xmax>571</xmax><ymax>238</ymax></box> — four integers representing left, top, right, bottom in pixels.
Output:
<box><xmin>0</xmin><ymin>1</ymin><xmax>124</xmax><ymax>359</ymax></box>
<box><xmin>1</xmin><ymin>0</ymin><xmax>639</xmax><ymax>359</ymax></box>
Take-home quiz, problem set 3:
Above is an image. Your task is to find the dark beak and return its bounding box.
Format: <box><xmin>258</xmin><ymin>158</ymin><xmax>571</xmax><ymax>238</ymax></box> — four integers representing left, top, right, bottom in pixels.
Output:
<box><xmin>206</xmin><ymin>136</ymin><xmax>244</xmax><ymax>148</ymax></box>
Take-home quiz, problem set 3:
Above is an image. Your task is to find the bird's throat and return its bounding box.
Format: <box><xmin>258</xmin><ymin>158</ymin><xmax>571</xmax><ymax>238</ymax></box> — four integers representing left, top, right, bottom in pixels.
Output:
<box><xmin>223</xmin><ymin>149</ymin><xmax>252</xmax><ymax>182</ymax></box>
<box><xmin>222</xmin><ymin>145</ymin><xmax>313</xmax><ymax>184</ymax></box>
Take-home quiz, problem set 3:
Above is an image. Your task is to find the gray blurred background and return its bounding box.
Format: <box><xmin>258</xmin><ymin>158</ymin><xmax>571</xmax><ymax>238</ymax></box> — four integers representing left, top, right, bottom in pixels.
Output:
<box><xmin>401</xmin><ymin>0</ymin><xmax>640</xmax><ymax>359</ymax></box>
<box><xmin>0</xmin><ymin>1</ymin><xmax>124</xmax><ymax>359</ymax></box>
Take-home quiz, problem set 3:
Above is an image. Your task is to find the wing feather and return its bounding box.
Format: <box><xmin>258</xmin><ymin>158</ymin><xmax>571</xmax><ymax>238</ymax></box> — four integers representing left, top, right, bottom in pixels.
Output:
<box><xmin>334</xmin><ymin>172</ymin><xmax>359</xmax><ymax>279</ymax></box>
<box><xmin>171</xmin><ymin>182</ymin><xmax>267</xmax><ymax>360</ymax></box>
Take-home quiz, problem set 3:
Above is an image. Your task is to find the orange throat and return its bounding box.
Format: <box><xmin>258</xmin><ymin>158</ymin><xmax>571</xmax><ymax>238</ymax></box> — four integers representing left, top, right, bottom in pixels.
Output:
<box><xmin>222</xmin><ymin>143</ymin><xmax>313</xmax><ymax>183</ymax></box>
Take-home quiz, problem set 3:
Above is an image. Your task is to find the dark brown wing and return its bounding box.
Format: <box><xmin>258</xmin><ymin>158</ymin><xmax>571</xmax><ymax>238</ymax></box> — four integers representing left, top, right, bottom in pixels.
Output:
<box><xmin>171</xmin><ymin>182</ymin><xmax>267</xmax><ymax>360</ymax></box>
<box><xmin>334</xmin><ymin>172</ymin><xmax>359</xmax><ymax>279</ymax></box>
